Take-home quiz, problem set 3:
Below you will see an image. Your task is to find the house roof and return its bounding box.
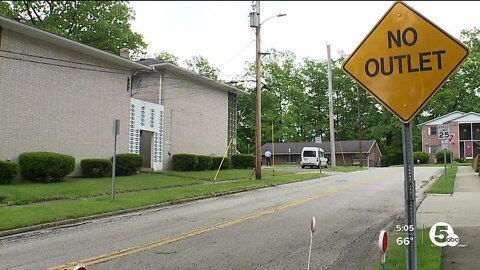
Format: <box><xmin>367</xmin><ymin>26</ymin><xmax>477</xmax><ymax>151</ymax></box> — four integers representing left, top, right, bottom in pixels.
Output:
<box><xmin>137</xmin><ymin>58</ymin><xmax>166</xmax><ymax>66</ymax></box>
<box><xmin>418</xmin><ymin>111</ymin><xmax>480</xmax><ymax>126</ymax></box>
<box><xmin>448</xmin><ymin>112</ymin><xmax>480</xmax><ymax>123</ymax></box>
<box><xmin>261</xmin><ymin>140</ymin><xmax>381</xmax><ymax>156</ymax></box>
<box><xmin>417</xmin><ymin>111</ymin><xmax>466</xmax><ymax>126</ymax></box>
<box><xmin>137</xmin><ymin>58</ymin><xmax>247</xmax><ymax>96</ymax></box>
<box><xmin>0</xmin><ymin>15</ymin><xmax>151</xmax><ymax>71</ymax></box>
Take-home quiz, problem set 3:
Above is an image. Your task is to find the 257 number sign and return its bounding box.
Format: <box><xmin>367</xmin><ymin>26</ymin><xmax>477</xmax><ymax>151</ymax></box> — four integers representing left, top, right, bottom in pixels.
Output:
<box><xmin>437</xmin><ymin>125</ymin><xmax>450</xmax><ymax>139</ymax></box>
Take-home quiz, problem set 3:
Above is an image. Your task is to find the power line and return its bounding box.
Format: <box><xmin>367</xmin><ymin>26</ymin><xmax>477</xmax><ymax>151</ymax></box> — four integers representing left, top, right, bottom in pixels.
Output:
<box><xmin>0</xmin><ymin>55</ymin><xmax>128</xmax><ymax>75</ymax></box>
<box><xmin>1</xmin><ymin>49</ymin><xmax>250</xmax><ymax>81</ymax></box>
<box><xmin>0</xmin><ymin>49</ymin><xmax>132</xmax><ymax>72</ymax></box>
<box><xmin>218</xmin><ymin>36</ymin><xmax>255</xmax><ymax>69</ymax></box>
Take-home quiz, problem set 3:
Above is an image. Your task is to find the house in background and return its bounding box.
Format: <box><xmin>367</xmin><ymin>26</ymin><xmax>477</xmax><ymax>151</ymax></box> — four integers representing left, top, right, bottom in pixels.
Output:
<box><xmin>0</xmin><ymin>15</ymin><xmax>245</xmax><ymax>175</ymax></box>
<box><xmin>261</xmin><ymin>140</ymin><xmax>382</xmax><ymax>167</ymax></box>
<box><xmin>131</xmin><ymin>58</ymin><xmax>247</xmax><ymax>170</ymax></box>
<box><xmin>419</xmin><ymin>111</ymin><xmax>480</xmax><ymax>162</ymax></box>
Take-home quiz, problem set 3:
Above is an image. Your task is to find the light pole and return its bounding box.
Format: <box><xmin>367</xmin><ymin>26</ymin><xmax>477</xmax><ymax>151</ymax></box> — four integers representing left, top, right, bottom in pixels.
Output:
<box><xmin>249</xmin><ymin>1</ymin><xmax>286</xmax><ymax>180</ymax></box>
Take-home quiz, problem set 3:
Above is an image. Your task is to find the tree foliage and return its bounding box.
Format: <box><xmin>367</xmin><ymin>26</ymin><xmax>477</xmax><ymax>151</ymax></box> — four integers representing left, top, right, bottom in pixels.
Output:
<box><xmin>184</xmin><ymin>55</ymin><xmax>220</xmax><ymax>80</ymax></box>
<box><xmin>0</xmin><ymin>1</ymin><xmax>147</xmax><ymax>56</ymax></box>
<box><xmin>155</xmin><ymin>51</ymin><xmax>179</xmax><ymax>65</ymax></box>
<box><xmin>236</xmin><ymin>28</ymin><xmax>480</xmax><ymax>165</ymax></box>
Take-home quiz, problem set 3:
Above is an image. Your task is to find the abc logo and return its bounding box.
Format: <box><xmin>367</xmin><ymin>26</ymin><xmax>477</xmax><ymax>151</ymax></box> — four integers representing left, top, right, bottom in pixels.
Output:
<box><xmin>429</xmin><ymin>222</ymin><xmax>459</xmax><ymax>247</ymax></box>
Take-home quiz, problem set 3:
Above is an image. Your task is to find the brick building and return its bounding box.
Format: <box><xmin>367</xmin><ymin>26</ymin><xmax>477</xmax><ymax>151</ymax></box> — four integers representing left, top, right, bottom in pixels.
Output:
<box><xmin>419</xmin><ymin>111</ymin><xmax>480</xmax><ymax>162</ymax></box>
<box><xmin>0</xmin><ymin>16</ymin><xmax>245</xmax><ymax>174</ymax></box>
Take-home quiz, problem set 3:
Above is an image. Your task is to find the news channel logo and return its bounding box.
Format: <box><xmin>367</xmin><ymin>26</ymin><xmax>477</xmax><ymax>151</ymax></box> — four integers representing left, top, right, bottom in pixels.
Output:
<box><xmin>429</xmin><ymin>222</ymin><xmax>459</xmax><ymax>247</ymax></box>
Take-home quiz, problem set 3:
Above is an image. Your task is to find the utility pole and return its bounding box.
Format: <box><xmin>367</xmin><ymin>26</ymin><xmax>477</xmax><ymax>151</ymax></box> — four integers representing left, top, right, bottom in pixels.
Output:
<box><xmin>254</xmin><ymin>0</ymin><xmax>262</xmax><ymax>180</ymax></box>
<box><xmin>327</xmin><ymin>44</ymin><xmax>336</xmax><ymax>170</ymax></box>
<box><xmin>249</xmin><ymin>1</ymin><xmax>285</xmax><ymax>179</ymax></box>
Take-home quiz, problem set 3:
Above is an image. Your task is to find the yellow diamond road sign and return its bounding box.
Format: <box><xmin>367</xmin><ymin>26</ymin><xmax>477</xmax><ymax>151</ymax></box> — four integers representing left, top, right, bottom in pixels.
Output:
<box><xmin>342</xmin><ymin>1</ymin><xmax>469</xmax><ymax>123</ymax></box>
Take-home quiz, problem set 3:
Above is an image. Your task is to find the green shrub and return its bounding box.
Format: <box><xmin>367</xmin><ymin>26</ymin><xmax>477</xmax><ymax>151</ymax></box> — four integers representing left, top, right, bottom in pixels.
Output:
<box><xmin>113</xmin><ymin>153</ymin><xmax>143</xmax><ymax>176</ymax></box>
<box><xmin>172</xmin><ymin>154</ymin><xmax>198</xmax><ymax>171</ymax></box>
<box><xmin>436</xmin><ymin>150</ymin><xmax>452</xmax><ymax>163</ymax></box>
<box><xmin>413</xmin><ymin>151</ymin><xmax>430</xmax><ymax>164</ymax></box>
<box><xmin>196</xmin><ymin>155</ymin><xmax>213</xmax><ymax>171</ymax></box>
<box><xmin>81</xmin><ymin>159</ymin><xmax>112</xmax><ymax>177</ymax></box>
<box><xmin>0</xmin><ymin>161</ymin><xmax>19</xmax><ymax>184</ymax></box>
<box><xmin>211</xmin><ymin>156</ymin><xmax>231</xmax><ymax>170</ymax></box>
<box><xmin>19</xmin><ymin>152</ymin><xmax>75</xmax><ymax>182</ymax></box>
<box><xmin>231</xmin><ymin>154</ymin><xmax>255</xmax><ymax>169</ymax></box>
<box><xmin>455</xmin><ymin>157</ymin><xmax>467</xmax><ymax>163</ymax></box>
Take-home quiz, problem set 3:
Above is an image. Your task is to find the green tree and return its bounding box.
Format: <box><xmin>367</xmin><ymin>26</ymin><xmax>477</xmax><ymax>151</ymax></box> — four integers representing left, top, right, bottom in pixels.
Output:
<box><xmin>0</xmin><ymin>1</ymin><xmax>146</xmax><ymax>56</ymax></box>
<box><xmin>420</xmin><ymin>28</ymin><xmax>480</xmax><ymax>121</ymax></box>
<box><xmin>184</xmin><ymin>55</ymin><xmax>220</xmax><ymax>80</ymax></box>
<box><xmin>235</xmin><ymin>82</ymin><xmax>256</xmax><ymax>155</ymax></box>
<box><xmin>155</xmin><ymin>51</ymin><xmax>179</xmax><ymax>65</ymax></box>
<box><xmin>0</xmin><ymin>2</ymin><xmax>14</xmax><ymax>18</ymax></box>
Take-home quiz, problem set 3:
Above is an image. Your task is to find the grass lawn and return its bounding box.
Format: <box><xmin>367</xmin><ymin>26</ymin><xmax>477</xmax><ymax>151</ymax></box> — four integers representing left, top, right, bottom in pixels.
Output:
<box><xmin>0</xmin><ymin>170</ymin><xmax>322</xmax><ymax>232</ymax></box>
<box><xmin>164</xmin><ymin>169</ymin><xmax>291</xmax><ymax>182</ymax></box>
<box><xmin>375</xmin><ymin>229</ymin><xmax>442</xmax><ymax>270</ymax></box>
<box><xmin>0</xmin><ymin>173</ymin><xmax>203</xmax><ymax>206</ymax></box>
<box><xmin>426</xmin><ymin>165</ymin><xmax>457</xmax><ymax>194</ymax></box>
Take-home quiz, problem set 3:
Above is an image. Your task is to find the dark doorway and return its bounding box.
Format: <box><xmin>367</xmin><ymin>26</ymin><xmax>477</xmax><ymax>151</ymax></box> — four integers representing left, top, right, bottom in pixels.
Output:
<box><xmin>140</xmin><ymin>130</ymin><xmax>154</xmax><ymax>168</ymax></box>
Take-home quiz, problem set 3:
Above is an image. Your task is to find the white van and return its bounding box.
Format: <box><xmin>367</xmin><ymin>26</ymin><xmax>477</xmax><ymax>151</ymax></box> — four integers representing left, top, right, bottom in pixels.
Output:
<box><xmin>301</xmin><ymin>147</ymin><xmax>328</xmax><ymax>169</ymax></box>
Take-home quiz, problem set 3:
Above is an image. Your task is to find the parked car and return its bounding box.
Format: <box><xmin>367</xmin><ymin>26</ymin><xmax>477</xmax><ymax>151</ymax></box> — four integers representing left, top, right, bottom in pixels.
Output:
<box><xmin>301</xmin><ymin>147</ymin><xmax>328</xmax><ymax>168</ymax></box>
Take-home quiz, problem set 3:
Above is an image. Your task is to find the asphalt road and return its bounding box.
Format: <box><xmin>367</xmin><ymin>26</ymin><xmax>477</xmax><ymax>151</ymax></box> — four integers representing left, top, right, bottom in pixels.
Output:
<box><xmin>0</xmin><ymin>167</ymin><xmax>441</xmax><ymax>270</ymax></box>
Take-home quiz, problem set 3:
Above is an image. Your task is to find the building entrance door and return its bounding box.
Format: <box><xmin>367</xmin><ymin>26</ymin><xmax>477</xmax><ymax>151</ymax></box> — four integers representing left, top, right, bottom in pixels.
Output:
<box><xmin>140</xmin><ymin>130</ymin><xmax>154</xmax><ymax>168</ymax></box>
<box><xmin>465</xmin><ymin>141</ymin><xmax>474</xmax><ymax>159</ymax></box>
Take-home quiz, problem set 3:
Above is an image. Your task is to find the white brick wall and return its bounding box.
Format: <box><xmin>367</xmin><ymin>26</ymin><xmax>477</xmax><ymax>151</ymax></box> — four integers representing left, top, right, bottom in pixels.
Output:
<box><xmin>0</xmin><ymin>28</ymin><xmax>133</xmax><ymax>175</ymax></box>
<box><xmin>161</xmin><ymin>72</ymin><xmax>228</xmax><ymax>170</ymax></box>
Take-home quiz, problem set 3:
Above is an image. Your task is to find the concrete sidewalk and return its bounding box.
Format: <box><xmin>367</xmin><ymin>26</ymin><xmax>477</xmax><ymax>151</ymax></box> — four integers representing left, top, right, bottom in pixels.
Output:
<box><xmin>417</xmin><ymin>166</ymin><xmax>480</xmax><ymax>270</ymax></box>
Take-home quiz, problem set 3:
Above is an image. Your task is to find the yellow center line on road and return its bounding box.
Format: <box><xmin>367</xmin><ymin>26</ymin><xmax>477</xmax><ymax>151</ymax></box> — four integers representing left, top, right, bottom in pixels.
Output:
<box><xmin>47</xmin><ymin>170</ymin><xmax>393</xmax><ymax>270</ymax></box>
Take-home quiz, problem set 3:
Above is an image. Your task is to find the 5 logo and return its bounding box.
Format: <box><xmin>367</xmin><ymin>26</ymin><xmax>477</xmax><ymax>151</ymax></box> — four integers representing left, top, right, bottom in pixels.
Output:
<box><xmin>429</xmin><ymin>222</ymin><xmax>459</xmax><ymax>247</ymax></box>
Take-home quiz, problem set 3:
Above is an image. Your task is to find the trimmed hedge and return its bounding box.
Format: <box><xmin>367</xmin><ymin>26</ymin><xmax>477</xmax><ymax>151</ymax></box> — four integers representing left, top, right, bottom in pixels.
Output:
<box><xmin>81</xmin><ymin>159</ymin><xmax>112</xmax><ymax>178</ymax></box>
<box><xmin>436</xmin><ymin>150</ymin><xmax>452</xmax><ymax>163</ymax></box>
<box><xmin>413</xmin><ymin>151</ymin><xmax>429</xmax><ymax>164</ymax></box>
<box><xmin>196</xmin><ymin>155</ymin><xmax>213</xmax><ymax>171</ymax></box>
<box><xmin>211</xmin><ymin>156</ymin><xmax>231</xmax><ymax>170</ymax></box>
<box><xmin>114</xmin><ymin>153</ymin><xmax>143</xmax><ymax>176</ymax></box>
<box><xmin>172</xmin><ymin>154</ymin><xmax>198</xmax><ymax>171</ymax></box>
<box><xmin>231</xmin><ymin>154</ymin><xmax>255</xmax><ymax>169</ymax></box>
<box><xmin>18</xmin><ymin>152</ymin><xmax>75</xmax><ymax>182</ymax></box>
<box><xmin>0</xmin><ymin>161</ymin><xmax>19</xmax><ymax>184</ymax></box>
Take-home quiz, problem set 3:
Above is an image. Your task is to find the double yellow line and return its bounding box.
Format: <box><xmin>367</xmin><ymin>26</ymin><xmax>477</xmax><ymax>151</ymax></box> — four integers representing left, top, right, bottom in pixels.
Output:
<box><xmin>48</xmin><ymin>171</ymin><xmax>389</xmax><ymax>270</ymax></box>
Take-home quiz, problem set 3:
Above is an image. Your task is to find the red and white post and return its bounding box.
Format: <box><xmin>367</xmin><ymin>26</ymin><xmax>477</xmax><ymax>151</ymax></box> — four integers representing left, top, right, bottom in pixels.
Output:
<box><xmin>378</xmin><ymin>230</ymin><xmax>388</xmax><ymax>270</ymax></box>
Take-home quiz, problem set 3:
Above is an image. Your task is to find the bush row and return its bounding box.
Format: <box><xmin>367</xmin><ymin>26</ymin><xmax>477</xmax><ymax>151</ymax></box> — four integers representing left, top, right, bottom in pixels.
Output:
<box><xmin>81</xmin><ymin>154</ymin><xmax>143</xmax><ymax>177</ymax></box>
<box><xmin>172</xmin><ymin>154</ymin><xmax>255</xmax><ymax>171</ymax></box>
<box><xmin>436</xmin><ymin>150</ymin><xmax>452</xmax><ymax>163</ymax></box>
<box><xmin>413</xmin><ymin>151</ymin><xmax>457</xmax><ymax>165</ymax></box>
<box><xmin>413</xmin><ymin>151</ymin><xmax>429</xmax><ymax>164</ymax></box>
<box><xmin>0</xmin><ymin>152</ymin><xmax>144</xmax><ymax>184</ymax></box>
<box><xmin>19</xmin><ymin>152</ymin><xmax>75</xmax><ymax>183</ymax></box>
<box><xmin>0</xmin><ymin>161</ymin><xmax>19</xmax><ymax>184</ymax></box>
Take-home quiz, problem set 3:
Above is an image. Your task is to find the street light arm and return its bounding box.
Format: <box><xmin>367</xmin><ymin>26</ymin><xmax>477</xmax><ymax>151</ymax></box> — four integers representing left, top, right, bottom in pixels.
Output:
<box><xmin>260</xmin><ymin>13</ymin><xmax>287</xmax><ymax>26</ymax></box>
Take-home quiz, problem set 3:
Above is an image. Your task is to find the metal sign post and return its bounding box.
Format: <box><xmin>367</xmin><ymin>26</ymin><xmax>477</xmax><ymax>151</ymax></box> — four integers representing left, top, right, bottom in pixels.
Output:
<box><xmin>438</xmin><ymin>125</ymin><xmax>450</xmax><ymax>178</ymax></box>
<box><xmin>402</xmin><ymin>123</ymin><xmax>417</xmax><ymax>269</ymax></box>
<box><xmin>112</xmin><ymin>119</ymin><xmax>120</xmax><ymax>201</ymax></box>
<box><xmin>444</xmin><ymin>145</ymin><xmax>447</xmax><ymax>180</ymax></box>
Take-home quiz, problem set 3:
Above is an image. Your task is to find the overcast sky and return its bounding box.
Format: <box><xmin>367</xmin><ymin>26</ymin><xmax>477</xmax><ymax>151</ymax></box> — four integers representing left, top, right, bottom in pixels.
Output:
<box><xmin>129</xmin><ymin>1</ymin><xmax>479</xmax><ymax>80</ymax></box>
